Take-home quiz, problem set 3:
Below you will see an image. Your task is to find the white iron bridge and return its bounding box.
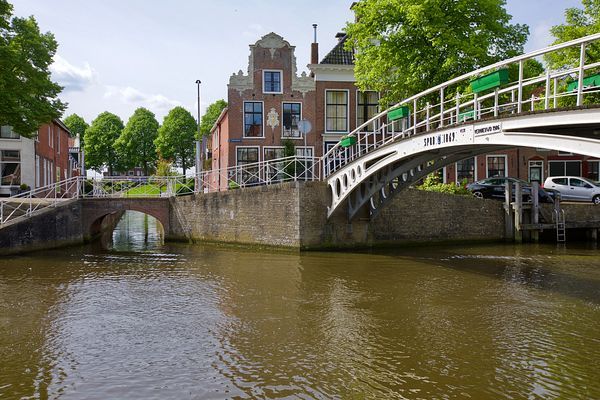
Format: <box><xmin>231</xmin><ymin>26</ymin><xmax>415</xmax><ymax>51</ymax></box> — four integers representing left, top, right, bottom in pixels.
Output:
<box><xmin>322</xmin><ymin>33</ymin><xmax>600</xmax><ymax>219</ymax></box>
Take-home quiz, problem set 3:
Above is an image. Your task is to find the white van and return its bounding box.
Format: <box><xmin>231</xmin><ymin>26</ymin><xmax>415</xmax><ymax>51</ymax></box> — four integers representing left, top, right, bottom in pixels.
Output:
<box><xmin>543</xmin><ymin>176</ymin><xmax>600</xmax><ymax>204</ymax></box>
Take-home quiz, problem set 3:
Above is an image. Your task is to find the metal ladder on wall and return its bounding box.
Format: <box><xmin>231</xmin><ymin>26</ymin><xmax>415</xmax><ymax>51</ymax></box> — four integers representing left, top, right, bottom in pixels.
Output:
<box><xmin>553</xmin><ymin>207</ymin><xmax>566</xmax><ymax>243</ymax></box>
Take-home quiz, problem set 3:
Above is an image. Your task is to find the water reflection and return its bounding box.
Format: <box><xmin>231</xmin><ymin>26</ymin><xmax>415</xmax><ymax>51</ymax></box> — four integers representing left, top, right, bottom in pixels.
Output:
<box><xmin>0</xmin><ymin>218</ymin><xmax>599</xmax><ymax>399</ymax></box>
<box><xmin>99</xmin><ymin>210</ymin><xmax>164</xmax><ymax>252</ymax></box>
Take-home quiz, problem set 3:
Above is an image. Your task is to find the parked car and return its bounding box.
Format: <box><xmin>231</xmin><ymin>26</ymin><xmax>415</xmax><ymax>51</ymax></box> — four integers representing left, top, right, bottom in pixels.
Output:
<box><xmin>543</xmin><ymin>176</ymin><xmax>600</xmax><ymax>204</ymax></box>
<box><xmin>467</xmin><ymin>177</ymin><xmax>555</xmax><ymax>203</ymax></box>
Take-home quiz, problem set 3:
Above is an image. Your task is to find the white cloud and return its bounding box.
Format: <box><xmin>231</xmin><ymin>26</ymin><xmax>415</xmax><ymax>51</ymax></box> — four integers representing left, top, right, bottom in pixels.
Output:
<box><xmin>104</xmin><ymin>85</ymin><xmax>182</xmax><ymax>111</ymax></box>
<box><xmin>50</xmin><ymin>54</ymin><xmax>96</xmax><ymax>92</ymax></box>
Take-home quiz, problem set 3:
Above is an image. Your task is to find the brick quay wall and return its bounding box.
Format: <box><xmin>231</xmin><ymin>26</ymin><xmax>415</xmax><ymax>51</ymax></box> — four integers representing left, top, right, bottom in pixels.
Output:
<box><xmin>170</xmin><ymin>182</ymin><xmax>507</xmax><ymax>249</ymax></box>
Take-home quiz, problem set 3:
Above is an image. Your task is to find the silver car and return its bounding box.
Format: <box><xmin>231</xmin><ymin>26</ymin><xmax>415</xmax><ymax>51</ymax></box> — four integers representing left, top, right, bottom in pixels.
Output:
<box><xmin>543</xmin><ymin>176</ymin><xmax>600</xmax><ymax>204</ymax></box>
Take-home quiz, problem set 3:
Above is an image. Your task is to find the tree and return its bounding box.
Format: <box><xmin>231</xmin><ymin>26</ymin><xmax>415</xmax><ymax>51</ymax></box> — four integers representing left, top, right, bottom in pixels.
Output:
<box><xmin>543</xmin><ymin>0</ymin><xmax>600</xmax><ymax>106</ymax></box>
<box><xmin>345</xmin><ymin>0</ymin><xmax>529</xmax><ymax>105</ymax></box>
<box><xmin>155</xmin><ymin>107</ymin><xmax>196</xmax><ymax>174</ymax></box>
<box><xmin>115</xmin><ymin>107</ymin><xmax>159</xmax><ymax>176</ymax></box>
<box><xmin>84</xmin><ymin>112</ymin><xmax>124</xmax><ymax>175</ymax></box>
<box><xmin>545</xmin><ymin>0</ymin><xmax>600</xmax><ymax>70</ymax></box>
<box><xmin>0</xmin><ymin>0</ymin><xmax>66</xmax><ymax>136</ymax></box>
<box><xmin>63</xmin><ymin>113</ymin><xmax>88</xmax><ymax>139</ymax></box>
<box><xmin>199</xmin><ymin>99</ymin><xmax>227</xmax><ymax>137</ymax></box>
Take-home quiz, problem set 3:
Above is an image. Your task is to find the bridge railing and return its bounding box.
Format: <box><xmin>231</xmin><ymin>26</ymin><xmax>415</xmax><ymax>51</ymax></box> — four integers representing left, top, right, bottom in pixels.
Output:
<box><xmin>0</xmin><ymin>176</ymin><xmax>81</xmax><ymax>226</ymax></box>
<box><xmin>322</xmin><ymin>32</ymin><xmax>600</xmax><ymax>177</ymax></box>
<box><xmin>197</xmin><ymin>155</ymin><xmax>320</xmax><ymax>192</ymax></box>
<box><xmin>0</xmin><ymin>156</ymin><xmax>320</xmax><ymax>227</ymax></box>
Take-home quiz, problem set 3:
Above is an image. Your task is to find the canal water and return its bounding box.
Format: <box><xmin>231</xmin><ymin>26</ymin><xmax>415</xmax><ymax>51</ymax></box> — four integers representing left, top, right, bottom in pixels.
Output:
<box><xmin>1</xmin><ymin>211</ymin><xmax>599</xmax><ymax>399</ymax></box>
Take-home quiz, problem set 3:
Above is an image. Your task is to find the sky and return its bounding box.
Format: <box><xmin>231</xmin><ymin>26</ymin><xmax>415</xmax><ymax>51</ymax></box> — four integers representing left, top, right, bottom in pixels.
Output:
<box><xmin>11</xmin><ymin>0</ymin><xmax>584</xmax><ymax>125</ymax></box>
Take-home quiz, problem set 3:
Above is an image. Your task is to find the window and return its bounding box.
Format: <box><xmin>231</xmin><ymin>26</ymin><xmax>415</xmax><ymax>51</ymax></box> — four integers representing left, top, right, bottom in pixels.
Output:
<box><xmin>296</xmin><ymin>147</ymin><xmax>314</xmax><ymax>180</ymax></box>
<box><xmin>456</xmin><ymin>157</ymin><xmax>475</xmax><ymax>184</ymax></box>
<box><xmin>570</xmin><ymin>178</ymin><xmax>592</xmax><ymax>188</ymax></box>
<box><xmin>236</xmin><ymin>147</ymin><xmax>259</xmax><ymax>184</ymax></box>
<box><xmin>264</xmin><ymin>147</ymin><xmax>285</xmax><ymax>181</ymax></box>
<box><xmin>588</xmin><ymin>160</ymin><xmax>599</xmax><ymax>181</ymax></box>
<box><xmin>48</xmin><ymin>126</ymin><xmax>53</xmax><ymax>148</ymax></box>
<box><xmin>549</xmin><ymin>160</ymin><xmax>581</xmax><ymax>177</ymax></box>
<box><xmin>282</xmin><ymin>103</ymin><xmax>301</xmax><ymax>138</ymax></box>
<box><xmin>263</xmin><ymin>70</ymin><xmax>282</xmax><ymax>94</ymax></box>
<box><xmin>486</xmin><ymin>155</ymin><xmax>507</xmax><ymax>178</ymax></box>
<box><xmin>1</xmin><ymin>150</ymin><xmax>21</xmax><ymax>186</ymax></box>
<box><xmin>213</xmin><ymin>128</ymin><xmax>219</xmax><ymax>150</ymax></box>
<box><xmin>0</xmin><ymin>126</ymin><xmax>19</xmax><ymax>139</ymax></box>
<box><xmin>357</xmin><ymin>91</ymin><xmax>379</xmax><ymax>132</ymax></box>
<box><xmin>325</xmin><ymin>90</ymin><xmax>348</xmax><ymax>133</ymax></box>
<box><xmin>552</xmin><ymin>177</ymin><xmax>568</xmax><ymax>185</ymax></box>
<box><xmin>244</xmin><ymin>102</ymin><xmax>263</xmax><ymax>137</ymax></box>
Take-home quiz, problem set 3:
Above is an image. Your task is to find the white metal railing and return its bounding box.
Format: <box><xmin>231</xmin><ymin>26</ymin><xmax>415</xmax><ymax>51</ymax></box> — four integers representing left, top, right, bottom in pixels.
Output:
<box><xmin>322</xmin><ymin>33</ymin><xmax>600</xmax><ymax>177</ymax></box>
<box><xmin>0</xmin><ymin>176</ymin><xmax>81</xmax><ymax>226</ymax></box>
<box><xmin>0</xmin><ymin>155</ymin><xmax>319</xmax><ymax>227</ymax></box>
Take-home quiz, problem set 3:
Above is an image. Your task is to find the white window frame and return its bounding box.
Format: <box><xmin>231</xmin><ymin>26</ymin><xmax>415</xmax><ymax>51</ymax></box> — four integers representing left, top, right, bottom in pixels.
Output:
<box><xmin>0</xmin><ymin>125</ymin><xmax>20</xmax><ymax>140</ymax></box>
<box><xmin>263</xmin><ymin>146</ymin><xmax>285</xmax><ymax>161</ymax></box>
<box><xmin>243</xmin><ymin>100</ymin><xmax>265</xmax><ymax>139</ymax></box>
<box><xmin>235</xmin><ymin>146</ymin><xmax>260</xmax><ymax>165</ymax></box>
<box><xmin>325</xmin><ymin>89</ymin><xmax>350</xmax><ymax>134</ymax></box>
<box><xmin>263</xmin><ymin>69</ymin><xmax>283</xmax><ymax>94</ymax></box>
<box><xmin>455</xmin><ymin>157</ymin><xmax>478</xmax><ymax>184</ymax></box>
<box><xmin>213</xmin><ymin>127</ymin><xmax>219</xmax><ymax>150</ymax></box>
<box><xmin>0</xmin><ymin>149</ymin><xmax>22</xmax><ymax>186</ymax></box>
<box><xmin>485</xmin><ymin>154</ymin><xmax>508</xmax><ymax>178</ymax></box>
<box><xmin>356</xmin><ymin>90</ymin><xmax>379</xmax><ymax>132</ymax></box>
<box><xmin>295</xmin><ymin>146</ymin><xmax>314</xmax><ymax>157</ymax></box>
<box><xmin>281</xmin><ymin>101</ymin><xmax>303</xmax><ymax>139</ymax></box>
<box><xmin>48</xmin><ymin>125</ymin><xmax>53</xmax><ymax>148</ymax></box>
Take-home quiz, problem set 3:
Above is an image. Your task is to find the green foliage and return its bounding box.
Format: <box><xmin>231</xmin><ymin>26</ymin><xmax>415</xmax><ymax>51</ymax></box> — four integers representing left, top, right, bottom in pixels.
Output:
<box><xmin>115</xmin><ymin>107</ymin><xmax>159</xmax><ymax>175</ymax></box>
<box><xmin>544</xmin><ymin>0</ymin><xmax>600</xmax><ymax>106</ymax></box>
<box><xmin>345</xmin><ymin>0</ymin><xmax>529</xmax><ymax>105</ymax></box>
<box><xmin>83</xmin><ymin>112</ymin><xmax>124</xmax><ymax>175</ymax></box>
<box><xmin>282</xmin><ymin>139</ymin><xmax>295</xmax><ymax>157</ymax></box>
<box><xmin>155</xmin><ymin>106</ymin><xmax>197</xmax><ymax>174</ymax></box>
<box><xmin>154</xmin><ymin>158</ymin><xmax>175</xmax><ymax>177</ymax></box>
<box><xmin>0</xmin><ymin>0</ymin><xmax>66</xmax><ymax>136</ymax></box>
<box><xmin>199</xmin><ymin>99</ymin><xmax>227</xmax><ymax>138</ymax></box>
<box><xmin>63</xmin><ymin>114</ymin><xmax>88</xmax><ymax>139</ymax></box>
<box><xmin>417</xmin><ymin>173</ymin><xmax>471</xmax><ymax>196</ymax></box>
<box><xmin>545</xmin><ymin>0</ymin><xmax>600</xmax><ymax>70</ymax></box>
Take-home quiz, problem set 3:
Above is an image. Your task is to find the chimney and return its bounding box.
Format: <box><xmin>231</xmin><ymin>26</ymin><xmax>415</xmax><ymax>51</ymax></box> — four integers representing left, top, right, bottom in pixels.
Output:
<box><xmin>311</xmin><ymin>24</ymin><xmax>319</xmax><ymax>64</ymax></box>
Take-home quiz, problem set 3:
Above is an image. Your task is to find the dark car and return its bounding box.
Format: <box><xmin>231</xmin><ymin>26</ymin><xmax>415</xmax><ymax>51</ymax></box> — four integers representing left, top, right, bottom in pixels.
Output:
<box><xmin>467</xmin><ymin>177</ymin><xmax>555</xmax><ymax>203</ymax></box>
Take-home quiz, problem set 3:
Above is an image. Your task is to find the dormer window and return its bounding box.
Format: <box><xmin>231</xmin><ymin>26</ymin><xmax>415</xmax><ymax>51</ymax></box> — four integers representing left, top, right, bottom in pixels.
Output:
<box><xmin>263</xmin><ymin>70</ymin><xmax>282</xmax><ymax>94</ymax></box>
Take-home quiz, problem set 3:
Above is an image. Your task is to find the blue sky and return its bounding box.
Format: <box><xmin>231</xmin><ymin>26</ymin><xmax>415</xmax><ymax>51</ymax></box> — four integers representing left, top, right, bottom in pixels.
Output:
<box><xmin>12</xmin><ymin>0</ymin><xmax>584</xmax><ymax>124</ymax></box>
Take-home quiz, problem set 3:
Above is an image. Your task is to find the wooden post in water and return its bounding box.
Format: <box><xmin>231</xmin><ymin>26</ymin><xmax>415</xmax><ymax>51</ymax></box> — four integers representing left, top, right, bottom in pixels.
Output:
<box><xmin>513</xmin><ymin>182</ymin><xmax>523</xmax><ymax>243</ymax></box>
<box><xmin>531</xmin><ymin>181</ymin><xmax>540</xmax><ymax>242</ymax></box>
<box><xmin>504</xmin><ymin>181</ymin><xmax>514</xmax><ymax>240</ymax></box>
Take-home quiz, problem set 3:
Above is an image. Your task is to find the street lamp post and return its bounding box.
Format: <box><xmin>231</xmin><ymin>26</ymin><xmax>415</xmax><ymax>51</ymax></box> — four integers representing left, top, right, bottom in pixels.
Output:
<box><xmin>195</xmin><ymin>80</ymin><xmax>202</xmax><ymax>193</ymax></box>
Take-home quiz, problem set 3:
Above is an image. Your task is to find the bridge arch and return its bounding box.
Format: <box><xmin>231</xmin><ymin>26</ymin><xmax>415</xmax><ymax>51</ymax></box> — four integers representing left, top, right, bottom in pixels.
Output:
<box><xmin>81</xmin><ymin>198</ymin><xmax>170</xmax><ymax>240</ymax></box>
<box><xmin>328</xmin><ymin>108</ymin><xmax>600</xmax><ymax>219</ymax></box>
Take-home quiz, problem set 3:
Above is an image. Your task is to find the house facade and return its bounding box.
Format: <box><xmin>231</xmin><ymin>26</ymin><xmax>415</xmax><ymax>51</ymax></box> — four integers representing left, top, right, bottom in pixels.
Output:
<box><xmin>0</xmin><ymin>119</ymin><xmax>72</xmax><ymax>196</ymax></box>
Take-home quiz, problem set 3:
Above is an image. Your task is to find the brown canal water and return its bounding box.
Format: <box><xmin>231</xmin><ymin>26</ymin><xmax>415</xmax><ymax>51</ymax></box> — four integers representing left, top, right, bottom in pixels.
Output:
<box><xmin>1</xmin><ymin>211</ymin><xmax>599</xmax><ymax>399</ymax></box>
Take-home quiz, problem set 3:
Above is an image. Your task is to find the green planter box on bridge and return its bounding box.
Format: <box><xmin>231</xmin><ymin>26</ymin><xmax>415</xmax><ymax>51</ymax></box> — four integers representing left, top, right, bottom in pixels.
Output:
<box><xmin>340</xmin><ymin>136</ymin><xmax>357</xmax><ymax>147</ymax></box>
<box><xmin>387</xmin><ymin>105</ymin><xmax>410</xmax><ymax>121</ymax></box>
<box><xmin>567</xmin><ymin>73</ymin><xmax>600</xmax><ymax>92</ymax></box>
<box><xmin>470</xmin><ymin>69</ymin><xmax>509</xmax><ymax>94</ymax></box>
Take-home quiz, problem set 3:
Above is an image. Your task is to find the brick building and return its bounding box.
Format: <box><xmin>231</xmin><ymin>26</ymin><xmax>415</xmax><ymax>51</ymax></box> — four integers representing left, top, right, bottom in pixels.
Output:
<box><xmin>0</xmin><ymin>119</ymin><xmax>73</xmax><ymax>196</ymax></box>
